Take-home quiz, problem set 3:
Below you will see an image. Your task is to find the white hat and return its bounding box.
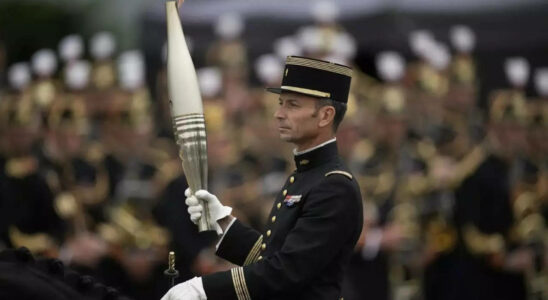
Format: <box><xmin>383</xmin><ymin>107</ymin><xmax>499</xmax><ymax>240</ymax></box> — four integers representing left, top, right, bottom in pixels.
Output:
<box><xmin>8</xmin><ymin>62</ymin><xmax>31</xmax><ymax>91</ymax></box>
<box><xmin>64</xmin><ymin>60</ymin><xmax>91</xmax><ymax>91</ymax></box>
<box><xmin>118</xmin><ymin>50</ymin><xmax>145</xmax><ymax>91</ymax></box>
<box><xmin>534</xmin><ymin>68</ymin><xmax>548</xmax><ymax>97</ymax></box>
<box><xmin>90</xmin><ymin>31</ymin><xmax>116</xmax><ymax>60</ymax></box>
<box><xmin>425</xmin><ymin>42</ymin><xmax>451</xmax><ymax>70</ymax></box>
<box><xmin>197</xmin><ymin>67</ymin><xmax>222</xmax><ymax>98</ymax></box>
<box><xmin>274</xmin><ymin>37</ymin><xmax>303</xmax><ymax>59</ymax></box>
<box><xmin>311</xmin><ymin>0</ymin><xmax>340</xmax><ymax>24</ymax></box>
<box><xmin>297</xmin><ymin>26</ymin><xmax>323</xmax><ymax>54</ymax></box>
<box><xmin>505</xmin><ymin>57</ymin><xmax>529</xmax><ymax>87</ymax></box>
<box><xmin>31</xmin><ymin>48</ymin><xmax>58</xmax><ymax>77</ymax></box>
<box><xmin>332</xmin><ymin>32</ymin><xmax>357</xmax><ymax>60</ymax></box>
<box><xmin>450</xmin><ymin>25</ymin><xmax>476</xmax><ymax>53</ymax></box>
<box><xmin>58</xmin><ymin>34</ymin><xmax>84</xmax><ymax>63</ymax></box>
<box><xmin>215</xmin><ymin>13</ymin><xmax>244</xmax><ymax>40</ymax></box>
<box><xmin>376</xmin><ymin>51</ymin><xmax>405</xmax><ymax>82</ymax></box>
<box><xmin>409</xmin><ymin>30</ymin><xmax>435</xmax><ymax>58</ymax></box>
<box><xmin>254</xmin><ymin>54</ymin><xmax>283</xmax><ymax>85</ymax></box>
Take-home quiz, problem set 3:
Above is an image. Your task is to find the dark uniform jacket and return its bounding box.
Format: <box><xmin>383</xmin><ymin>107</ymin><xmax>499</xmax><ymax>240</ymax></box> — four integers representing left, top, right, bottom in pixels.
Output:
<box><xmin>450</xmin><ymin>154</ymin><xmax>526</xmax><ymax>300</ymax></box>
<box><xmin>202</xmin><ymin>141</ymin><xmax>363</xmax><ymax>300</ymax></box>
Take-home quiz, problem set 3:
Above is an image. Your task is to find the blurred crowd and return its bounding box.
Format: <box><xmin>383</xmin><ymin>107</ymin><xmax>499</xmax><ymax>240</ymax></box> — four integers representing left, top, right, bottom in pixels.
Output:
<box><xmin>0</xmin><ymin>1</ymin><xmax>547</xmax><ymax>300</ymax></box>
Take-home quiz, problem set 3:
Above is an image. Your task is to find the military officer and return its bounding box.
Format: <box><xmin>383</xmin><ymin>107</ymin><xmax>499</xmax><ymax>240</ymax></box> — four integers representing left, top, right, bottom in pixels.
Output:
<box><xmin>448</xmin><ymin>58</ymin><xmax>531</xmax><ymax>300</ymax></box>
<box><xmin>0</xmin><ymin>89</ymin><xmax>65</xmax><ymax>255</ymax></box>
<box><xmin>162</xmin><ymin>56</ymin><xmax>363</xmax><ymax>300</ymax></box>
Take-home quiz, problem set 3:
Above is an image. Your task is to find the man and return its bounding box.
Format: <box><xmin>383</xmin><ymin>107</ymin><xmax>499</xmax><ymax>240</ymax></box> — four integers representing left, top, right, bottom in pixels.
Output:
<box><xmin>449</xmin><ymin>84</ymin><xmax>530</xmax><ymax>300</ymax></box>
<box><xmin>0</xmin><ymin>96</ymin><xmax>65</xmax><ymax>254</ymax></box>
<box><xmin>162</xmin><ymin>56</ymin><xmax>363</xmax><ymax>299</ymax></box>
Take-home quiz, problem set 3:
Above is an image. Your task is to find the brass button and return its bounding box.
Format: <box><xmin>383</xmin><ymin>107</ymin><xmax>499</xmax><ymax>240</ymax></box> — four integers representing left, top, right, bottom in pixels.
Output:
<box><xmin>289</xmin><ymin>176</ymin><xmax>295</xmax><ymax>183</ymax></box>
<box><xmin>266</xmin><ymin>230</ymin><xmax>271</xmax><ymax>237</ymax></box>
<box><xmin>258</xmin><ymin>256</ymin><xmax>263</xmax><ymax>260</ymax></box>
<box><xmin>261</xmin><ymin>243</ymin><xmax>266</xmax><ymax>250</ymax></box>
<box><xmin>282</xmin><ymin>189</ymin><xmax>287</xmax><ymax>196</ymax></box>
<box><xmin>277</xmin><ymin>203</ymin><xmax>281</xmax><ymax>209</ymax></box>
<box><xmin>271</xmin><ymin>216</ymin><xmax>276</xmax><ymax>223</ymax></box>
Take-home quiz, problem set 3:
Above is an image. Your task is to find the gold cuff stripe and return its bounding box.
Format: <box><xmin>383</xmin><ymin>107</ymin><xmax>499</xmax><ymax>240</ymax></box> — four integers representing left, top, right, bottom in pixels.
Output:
<box><xmin>281</xmin><ymin>86</ymin><xmax>331</xmax><ymax>98</ymax></box>
<box><xmin>231</xmin><ymin>268</ymin><xmax>244</xmax><ymax>300</ymax></box>
<box><xmin>286</xmin><ymin>56</ymin><xmax>353</xmax><ymax>77</ymax></box>
<box><xmin>238</xmin><ymin>267</ymin><xmax>252</xmax><ymax>300</ymax></box>
<box><xmin>243</xmin><ymin>235</ymin><xmax>263</xmax><ymax>266</ymax></box>
<box><xmin>231</xmin><ymin>267</ymin><xmax>251</xmax><ymax>300</ymax></box>
<box><xmin>325</xmin><ymin>170</ymin><xmax>353</xmax><ymax>180</ymax></box>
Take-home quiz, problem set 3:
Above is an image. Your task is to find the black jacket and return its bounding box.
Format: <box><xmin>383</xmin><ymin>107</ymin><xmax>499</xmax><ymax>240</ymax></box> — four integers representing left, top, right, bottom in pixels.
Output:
<box><xmin>202</xmin><ymin>141</ymin><xmax>363</xmax><ymax>300</ymax></box>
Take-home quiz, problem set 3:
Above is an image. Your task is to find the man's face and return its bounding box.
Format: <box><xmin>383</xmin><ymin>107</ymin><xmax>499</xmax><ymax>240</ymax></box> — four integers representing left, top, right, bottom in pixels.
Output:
<box><xmin>274</xmin><ymin>92</ymin><xmax>322</xmax><ymax>144</ymax></box>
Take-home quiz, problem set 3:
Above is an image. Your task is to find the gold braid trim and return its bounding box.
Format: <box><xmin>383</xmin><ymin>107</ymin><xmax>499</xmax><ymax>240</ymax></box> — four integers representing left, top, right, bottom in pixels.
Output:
<box><xmin>231</xmin><ymin>267</ymin><xmax>251</xmax><ymax>300</ymax></box>
<box><xmin>231</xmin><ymin>268</ymin><xmax>245</xmax><ymax>300</ymax></box>
<box><xmin>449</xmin><ymin>146</ymin><xmax>486</xmax><ymax>188</ymax></box>
<box><xmin>325</xmin><ymin>170</ymin><xmax>353</xmax><ymax>180</ymax></box>
<box><xmin>286</xmin><ymin>56</ymin><xmax>353</xmax><ymax>77</ymax></box>
<box><xmin>243</xmin><ymin>235</ymin><xmax>263</xmax><ymax>266</ymax></box>
<box><xmin>238</xmin><ymin>267</ymin><xmax>252</xmax><ymax>300</ymax></box>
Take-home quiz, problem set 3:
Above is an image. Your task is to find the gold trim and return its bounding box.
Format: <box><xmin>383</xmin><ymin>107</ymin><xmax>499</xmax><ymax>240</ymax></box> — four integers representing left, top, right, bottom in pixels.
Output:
<box><xmin>281</xmin><ymin>86</ymin><xmax>331</xmax><ymax>98</ymax></box>
<box><xmin>238</xmin><ymin>267</ymin><xmax>252</xmax><ymax>300</ymax></box>
<box><xmin>243</xmin><ymin>235</ymin><xmax>263</xmax><ymax>266</ymax></box>
<box><xmin>449</xmin><ymin>146</ymin><xmax>486</xmax><ymax>188</ymax></box>
<box><xmin>231</xmin><ymin>267</ymin><xmax>251</xmax><ymax>300</ymax></box>
<box><xmin>286</xmin><ymin>56</ymin><xmax>353</xmax><ymax>77</ymax></box>
<box><xmin>325</xmin><ymin>170</ymin><xmax>353</xmax><ymax>180</ymax></box>
<box><xmin>9</xmin><ymin>226</ymin><xmax>56</xmax><ymax>253</ymax></box>
<box><xmin>231</xmin><ymin>268</ymin><xmax>245</xmax><ymax>300</ymax></box>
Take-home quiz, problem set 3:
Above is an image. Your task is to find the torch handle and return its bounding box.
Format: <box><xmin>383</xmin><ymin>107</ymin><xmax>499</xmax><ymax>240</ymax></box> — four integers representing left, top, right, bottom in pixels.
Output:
<box><xmin>197</xmin><ymin>199</ymin><xmax>210</xmax><ymax>231</ymax></box>
<box><xmin>174</xmin><ymin>114</ymin><xmax>212</xmax><ymax>232</ymax></box>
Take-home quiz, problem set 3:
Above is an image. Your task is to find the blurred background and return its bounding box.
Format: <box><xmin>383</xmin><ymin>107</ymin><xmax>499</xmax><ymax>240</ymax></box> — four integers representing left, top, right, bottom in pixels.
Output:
<box><xmin>0</xmin><ymin>0</ymin><xmax>547</xmax><ymax>299</ymax></box>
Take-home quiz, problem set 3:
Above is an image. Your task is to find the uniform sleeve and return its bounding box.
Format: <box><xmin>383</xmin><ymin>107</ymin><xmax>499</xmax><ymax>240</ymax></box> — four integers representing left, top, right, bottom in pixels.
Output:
<box><xmin>215</xmin><ymin>219</ymin><xmax>263</xmax><ymax>267</ymax></box>
<box><xmin>202</xmin><ymin>175</ymin><xmax>361</xmax><ymax>300</ymax></box>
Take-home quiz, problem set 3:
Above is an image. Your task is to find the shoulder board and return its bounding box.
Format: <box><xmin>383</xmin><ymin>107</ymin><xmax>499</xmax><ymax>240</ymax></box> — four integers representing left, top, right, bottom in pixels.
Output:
<box><xmin>325</xmin><ymin>170</ymin><xmax>353</xmax><ymax>180</ymax></box>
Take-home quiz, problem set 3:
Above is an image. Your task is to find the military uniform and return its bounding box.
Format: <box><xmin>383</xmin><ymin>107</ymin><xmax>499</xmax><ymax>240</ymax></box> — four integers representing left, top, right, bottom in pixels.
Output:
<box><xmin>0</xmin><ymin>97</ymin><xmax>65</xmax><ymax>252</ymax></box>
<box><xmin>445</xmin><ymin>87</ymin><xmax>530</xmax><ymax>300</ymax></box>
<box><xmin>202</xmin><ymin>141</ymin><xmax>362</xmax><ymax>299</ymax></box>
<box><xmin>182</xmin><ymin>56</ymin><xmax>362</xmax><ymax>299</ymax></box>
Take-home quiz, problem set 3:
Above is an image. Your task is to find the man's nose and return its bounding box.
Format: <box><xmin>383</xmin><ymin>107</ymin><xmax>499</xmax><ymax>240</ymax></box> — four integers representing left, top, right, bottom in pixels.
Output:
<box><xmin>274</xmin><ymin>107</ymin><xmax>285</xmax><ymax>119</ymax></box>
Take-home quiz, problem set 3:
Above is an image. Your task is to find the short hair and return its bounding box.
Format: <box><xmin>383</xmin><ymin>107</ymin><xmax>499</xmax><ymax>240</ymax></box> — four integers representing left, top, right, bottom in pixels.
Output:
<box><xmin>314</xmin><ymin>98</ymin><xmax>347</xmax><ymax>132</ymax></box>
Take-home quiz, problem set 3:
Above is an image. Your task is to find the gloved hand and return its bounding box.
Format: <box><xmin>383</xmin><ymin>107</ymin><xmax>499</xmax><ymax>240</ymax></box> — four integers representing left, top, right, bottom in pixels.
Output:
<box><xmin>185</xmin><ymin>188</ymin><xmax>232</xmax><ymax>235</ymax></box>
<box><xmin>161</xmin><ymin>276</ymin><xmax>206</xmax><ymax>300</ymax></box>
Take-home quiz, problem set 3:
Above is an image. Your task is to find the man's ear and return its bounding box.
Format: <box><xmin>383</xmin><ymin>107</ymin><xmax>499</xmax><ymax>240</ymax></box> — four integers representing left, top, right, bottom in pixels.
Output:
<box><xmin>317</xmin><ymin>106</ymin><xmax>335</xmax><ymax>129</ymax></box>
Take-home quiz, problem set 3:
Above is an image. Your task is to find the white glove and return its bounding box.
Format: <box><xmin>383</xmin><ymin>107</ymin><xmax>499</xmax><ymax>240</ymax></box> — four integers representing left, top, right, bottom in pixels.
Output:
<box><xmin>185</xmin><ymin>188</ymin><xmax>232</xmax><ymax>235</ymax></box>
<box><xmin>161</xmin><ymin>276</ymin><xmax>206</xmax><ymax>300</ymax></box>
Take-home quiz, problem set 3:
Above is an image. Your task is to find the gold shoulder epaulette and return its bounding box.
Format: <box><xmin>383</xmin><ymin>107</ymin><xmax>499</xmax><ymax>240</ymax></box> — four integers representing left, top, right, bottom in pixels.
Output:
<box><xmin>325</xmin><ymin>170</ymin><xmax>353</xmax><ymax>180</ymax></box>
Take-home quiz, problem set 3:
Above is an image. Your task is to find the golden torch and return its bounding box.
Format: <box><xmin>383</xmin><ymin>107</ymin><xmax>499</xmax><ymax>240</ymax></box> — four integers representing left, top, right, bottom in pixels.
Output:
<box><xmin>166</xmin><ymin>0</ymin><xmax>212</xmax><ymax>232</ymax></box>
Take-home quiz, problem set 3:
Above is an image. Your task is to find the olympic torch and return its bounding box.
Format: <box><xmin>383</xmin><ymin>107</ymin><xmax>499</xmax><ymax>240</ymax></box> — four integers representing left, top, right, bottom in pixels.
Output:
<box><xmin>166</xmin><ymin>0</ymin><xmax>212</xmax><ymax>232</ymax></box>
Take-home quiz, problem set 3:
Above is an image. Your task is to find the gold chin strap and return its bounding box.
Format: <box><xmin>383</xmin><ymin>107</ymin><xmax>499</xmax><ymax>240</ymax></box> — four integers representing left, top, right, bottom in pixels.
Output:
<box><xmin>281</xmin><ymin>86</ymin><xmax>331</xmax><ymax>98</ymax></box>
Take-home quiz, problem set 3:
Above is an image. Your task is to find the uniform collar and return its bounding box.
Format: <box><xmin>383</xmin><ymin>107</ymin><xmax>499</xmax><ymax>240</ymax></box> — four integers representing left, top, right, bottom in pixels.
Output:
<box><xmin>293</xmin><ymin>138</ymin><xmax>339</xmax><ymax>172</ymax></box>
